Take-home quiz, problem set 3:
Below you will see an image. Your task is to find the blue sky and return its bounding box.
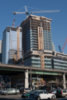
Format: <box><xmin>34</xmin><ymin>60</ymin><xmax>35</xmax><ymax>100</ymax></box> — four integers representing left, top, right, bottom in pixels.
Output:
<box><xmin>0</xmin><ymin>0</ymin><xmax>67</xmax><ymax>53</ymax></box>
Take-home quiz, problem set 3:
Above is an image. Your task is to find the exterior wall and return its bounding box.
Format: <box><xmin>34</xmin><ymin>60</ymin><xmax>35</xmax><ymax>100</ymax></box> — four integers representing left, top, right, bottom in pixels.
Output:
<box><xmin>2</xmin><ymin>27</ymin><xmax>22</xmax><ymax>64</ymax></box>
<box><xmin>24</xmin><ymin>56</ymin><xmax>41</xmax><ymax>67</ymax></box>
<box><xmin>45</xmin><ymin>56</ymin><xmax>67</xmax><ymax>70</ymax></box>
<box><xmin>22</xmin><ymin>20</ymin><xmax>30</xmax><ymax>54</ymax></box>
<box><xmin>43</xmin><ymin>30</ymin><xmax>53</xmax><ymax>50</ymax></box>
<box><xmin>54</xmin><ymin>58</ymin><xmax>67</xmax><ymax>70</ymax></box>
<box><xmin>45</xmin><ymin>57</ymin><xmax>52</xmax><ymax>69</ymax></box>
<box><xmin>24</xmin><ymin>55</ymin><xmax>52</xmax><ymax>68</ymax></box>
<box><xmin>24</xmin><ymin>52</ymin><xmax>67</xmax><ymax>70</ymax></box>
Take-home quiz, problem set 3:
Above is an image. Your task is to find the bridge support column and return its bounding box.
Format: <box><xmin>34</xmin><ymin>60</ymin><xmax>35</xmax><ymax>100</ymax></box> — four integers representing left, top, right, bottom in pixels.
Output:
<box><xmin>63</xmin><ymin>73</ymin><xmax>66</xmax><ymax>89</ymax></box>
<box><xmin>25</xmin><ymin>70</ymin><xmax>29</xmax><ymax>88</ymax></box>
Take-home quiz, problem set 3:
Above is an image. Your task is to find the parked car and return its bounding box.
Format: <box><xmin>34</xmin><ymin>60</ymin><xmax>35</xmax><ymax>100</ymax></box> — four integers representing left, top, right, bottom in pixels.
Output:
<box><xmin>22</xmin><ymin>89</ymin><xmax>40</xmax><ymax>98</ymax></box>
<box><xmin>22</xmin><ymin>91</ymin><xmax>31</xmax><ymax>98</ymax></box>
<box><xmin>60</xmin><ymin>89</ymin><xmax>67</xmax><ymax>97</ymax></box>
<box><xmin>52</xmin><ymin>88</ymin><xmax>67</xmax><ymax>98</ymax></box>
<box><xmin>0</xmin><ymin>88</ymin><xmax>20</xmax><ymax>95</ymax></box>
<box><xmin>51</xmin><ymin>87</ymin><xmax>62</xmax><ymax>98</ymax></box>
<box><xmin>0</xmin><ymin>89</ymin><xmax>8</xmax><ymax>95</ymax></box>
<box><xmin>30</xmin><ymin>90</ymin><xmax>56</xmax><ymax>100</ymax></box>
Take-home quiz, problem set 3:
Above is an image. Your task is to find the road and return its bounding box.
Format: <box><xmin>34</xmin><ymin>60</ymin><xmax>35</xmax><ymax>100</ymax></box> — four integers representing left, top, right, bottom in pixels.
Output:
<box><xmin>0</xmin><ymin>94</ymin><xmax>21</xmax><ymax>100</ymax></box>
<box><xmin>0</xmin><ymin>95</ymin><xmax>67</xmax><ymax>100</ymax></box>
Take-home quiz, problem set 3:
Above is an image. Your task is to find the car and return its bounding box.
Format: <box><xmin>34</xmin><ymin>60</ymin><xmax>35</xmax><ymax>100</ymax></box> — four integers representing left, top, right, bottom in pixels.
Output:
<box><xmin>0</xmin><ymin>89</ymin><xmax>8</xmax><ymax>95</ymax></box>
<box><xmin>0</xmin><ymin>88</ymin><xmax>20</xmax><ymax>95</ymax></box>
<box><xmin>30</xmin><ymin>90</ymin><xmax>56</xmax><ymax>100</ymax></box>
<box><xmin>21</xmin><ymin>90</ymin><xmax>35</xmax><ymax>98</ymax></box>
<box><xmin>51</xmin><ymin>87</ymin><xmax>63</xmax><ymax>98</ymax></box>
<box><xmin>61</xmin><ymin>89</ymin><xmax>67</xmax><ymax>97</ymax></box>
<box><xmin>54</xmin><ymin>88</ymin><xmax>67</xmax><ymax>98</ymax></box>
<box><xmin>22</xmin><ymin>91</ymin><xmax>31</xmax><ymax>98</ymax></box>
<box><xmin>6</xmin><ymin>88</ymin><xmax>20</xmax><ymax>95</ymax></box>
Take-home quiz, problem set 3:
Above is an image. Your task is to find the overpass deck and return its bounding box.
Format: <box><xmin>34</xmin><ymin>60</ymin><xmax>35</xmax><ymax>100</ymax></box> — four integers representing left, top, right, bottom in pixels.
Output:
<box><xmin>0</xmin><ymin>63</ymin><xmax>67</xmax><ymax>74</ymax></box>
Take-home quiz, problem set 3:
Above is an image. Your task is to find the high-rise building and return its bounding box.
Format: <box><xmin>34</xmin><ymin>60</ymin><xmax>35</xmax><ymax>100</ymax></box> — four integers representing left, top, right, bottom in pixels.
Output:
<box><xmin>21</xmin><ymin>15</ymin><xmax>54</xmax><ymax>53</ymax></box>
<box><xmin>2</xmin><ymin>27</ymin><xmax>22</xmax><ymax>64</ymax></box>
<box><xmin>21</xmin><ymin>15</ymin><xmax>55</xmax><ymax>68</ymax></box>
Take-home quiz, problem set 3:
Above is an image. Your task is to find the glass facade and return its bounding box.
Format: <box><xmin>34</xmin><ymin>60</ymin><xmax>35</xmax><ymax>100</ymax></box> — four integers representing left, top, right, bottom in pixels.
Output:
<box><xmin>2</xmin><ymin>27</ymin><xmax>22</xmax><ymax>64</ymax></box>
<box><xmin>54</xmin><ymin>59</ymin><xmax>67</xmax><ymax>70</ymax></box>
<box><xmin>24</xmin><ymin>55</ymin><xmax>67</xmax><ymax>70</ymax></box>
<box><xmin>24</xmin><ymin>56</ymin><xmax>41</xmax><ymax>67</ymax></box>
<box><xmin>43</xmin><ymin>30</ymin><xmax>53</xmax><ymax>50</ymax></box>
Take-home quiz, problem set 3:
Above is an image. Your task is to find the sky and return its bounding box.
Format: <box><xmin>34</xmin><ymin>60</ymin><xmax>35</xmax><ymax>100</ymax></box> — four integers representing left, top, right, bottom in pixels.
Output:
<box><xmin>0</xmin><ymin>0</ymin><xmax>67</xmax><ymax>53</ymax></box>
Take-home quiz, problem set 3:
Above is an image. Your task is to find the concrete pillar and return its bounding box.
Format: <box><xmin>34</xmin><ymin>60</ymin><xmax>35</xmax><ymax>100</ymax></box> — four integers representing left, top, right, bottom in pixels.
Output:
<box><xmin>63</xmin><ymin>73</ymin><xmax>66</xmax><ymax>89</ymax></box>
<box><xmin>25</xmin><ymin>70</ymin><xmax>29</xmax><ymax>88</ymax></box>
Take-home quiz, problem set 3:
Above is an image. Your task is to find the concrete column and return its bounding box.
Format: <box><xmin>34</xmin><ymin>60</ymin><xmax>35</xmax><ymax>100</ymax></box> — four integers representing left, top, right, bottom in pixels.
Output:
<box><xmin>63</xmin><ymin>73</ymin><xmax>66</xmax><ymax>89</ymax></box>
<box><xmin>25</xmin><ymin>70</ymin><xmax>29</xmax><ymax>88</ymax></box>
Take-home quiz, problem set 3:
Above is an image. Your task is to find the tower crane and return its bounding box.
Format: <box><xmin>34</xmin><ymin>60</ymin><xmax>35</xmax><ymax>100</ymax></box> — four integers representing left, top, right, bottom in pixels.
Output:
<box><xmin>58</xmin><ymin>38</ymin><xmax>67</xmax><ymax>53</ymax></box>
<box><xmin>62</xmin><ymin>38</ymin><xmax>67</xmax><ymax>52</ymax></box>
<box><xmin>13</xmin><ymin>5</ymin><xmax>60</xmax><ymax>17</ymax></box>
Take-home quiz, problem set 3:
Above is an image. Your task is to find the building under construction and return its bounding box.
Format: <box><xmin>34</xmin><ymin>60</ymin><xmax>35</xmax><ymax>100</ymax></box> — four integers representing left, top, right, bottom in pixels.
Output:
<box><xmin>20</xmin><ymin>15</ymin><xmax>56</xmax><ymax>68</ymax></box>
<box><xmin>1</xmin><ymin>15</ymin><xmax>67</xmax><ymax>89</ymax></box>
<box><xmin>2</xmin><ymin>27</ymin><xmax>22</xmax><ymax>64</ymax></box>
